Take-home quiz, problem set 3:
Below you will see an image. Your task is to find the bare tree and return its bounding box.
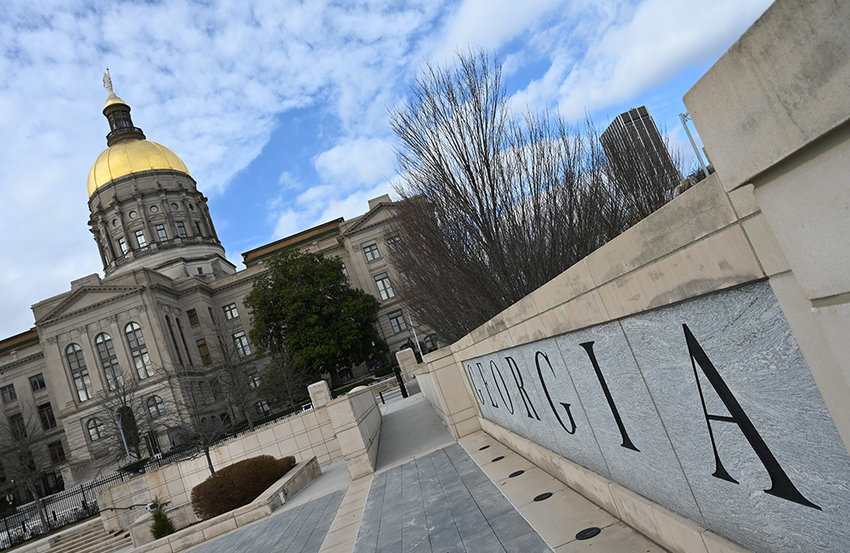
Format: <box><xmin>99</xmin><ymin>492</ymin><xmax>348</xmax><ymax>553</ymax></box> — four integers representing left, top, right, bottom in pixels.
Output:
<box><xmin>255</xmin><ymin>352</ymin><xmax>311</xmax><ymax>411</ymax></box>
<box><xmin>0</xmin><ymin>407</ymin><xmax>64</xmax><ymax>531</ymax></box>
<box><xmin>163</xmin><ymin>364</ymin><xmax>230</xmax><ymax>476</ymax></box>
<box><xmin>204</xmin><ymin>314</ymin><xmax>259</xmax><ymax>432</ymax></box>
<box><xmin>389</xmin><ymin>50</ymin><xmax>629</xmax><ymax>341</ymax></box>
<box><xmin>89</xmin><ymin>369</ymin><xmax>181</xmax><ymax>467</ymax></box>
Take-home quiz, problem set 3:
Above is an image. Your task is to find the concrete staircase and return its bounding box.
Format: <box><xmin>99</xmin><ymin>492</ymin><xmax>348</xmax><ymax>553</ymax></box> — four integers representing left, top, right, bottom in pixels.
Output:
<box><xmin>44</xmin><ymin>519</ymin><xmax>132</xmax><ymax>553</ymax></box>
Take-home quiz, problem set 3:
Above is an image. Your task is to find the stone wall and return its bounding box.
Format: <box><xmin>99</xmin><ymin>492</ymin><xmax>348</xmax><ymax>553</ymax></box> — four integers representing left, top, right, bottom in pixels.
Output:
<box><xmin>412</xmin><ymin>3</ymin><xmax>850</xmax><ymax>552</ymax></box>
<box><xmin>325</xmin><ymin>385</ymin><xmax>382</xmax><ymax>478</ymax></box>
<box><xmin>97</xmin><ymin>405</ymin><xmax>341</xmax><ymax>532</ymax></box>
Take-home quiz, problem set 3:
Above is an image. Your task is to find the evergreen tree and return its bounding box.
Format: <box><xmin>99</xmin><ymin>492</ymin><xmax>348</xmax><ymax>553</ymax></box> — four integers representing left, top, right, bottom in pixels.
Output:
<box><xmin>245</xmin><ymin>250</ymin><xmax>385</xmax><ymax>389</ymax></box>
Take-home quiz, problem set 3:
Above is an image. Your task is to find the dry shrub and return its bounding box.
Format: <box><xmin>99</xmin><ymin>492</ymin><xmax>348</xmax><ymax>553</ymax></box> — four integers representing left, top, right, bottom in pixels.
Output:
<box><xmin>191</xmin><ymin>455</ymin><xmax>296</xmax><ymax>520</ymax></box>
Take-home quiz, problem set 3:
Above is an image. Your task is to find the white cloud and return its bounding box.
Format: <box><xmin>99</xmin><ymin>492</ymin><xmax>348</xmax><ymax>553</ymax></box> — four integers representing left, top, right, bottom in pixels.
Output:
<box><xmin>0</xmin><ymin>0</ymin><xmax>771</xmax><ymax>338</ymax></box>
<box><xmin>509</xmin><ymin>0</ymin><xmax>773</xmax><ymax>118</ymax></box>
<box><xmin>313</xmin><ymin>138</ymin><xmax>397</xmax><ymax>188</ymax></box>
<box><xmin>432</xmin><ymin>0</ymin><xmax>562</xmax><ymax>63</ymax></box>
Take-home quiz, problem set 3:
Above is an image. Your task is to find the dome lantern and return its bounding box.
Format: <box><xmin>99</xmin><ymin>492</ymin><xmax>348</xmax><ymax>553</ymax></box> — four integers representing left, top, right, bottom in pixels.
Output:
<box><xmin>102</xmin><ymin>69</ymin><xmax>146</xmax><ymax>147</ymax></box>
<box><xmin>87</xmin><ymin>71</ymin><xmax>191</xmax><ymax>197</ymax></box>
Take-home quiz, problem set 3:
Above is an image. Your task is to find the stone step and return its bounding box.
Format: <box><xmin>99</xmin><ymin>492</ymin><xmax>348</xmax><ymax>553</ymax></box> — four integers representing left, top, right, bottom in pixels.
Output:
<box><xmin>47</xmin><ymin>522</ymin><xmax>131</xmax><ymax>553</ymax></box>
<box><xmin>62</xmin><ymin>532</ymin><xmax>132</xmax><ymax>553</ymax></box>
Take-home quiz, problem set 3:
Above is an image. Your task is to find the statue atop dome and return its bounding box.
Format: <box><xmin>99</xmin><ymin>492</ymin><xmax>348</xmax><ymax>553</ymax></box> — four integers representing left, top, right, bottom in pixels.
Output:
<box><xmin>103</xmin><ymin>68</ymin><xmax>115</xmax><ymax>98</ymax></box>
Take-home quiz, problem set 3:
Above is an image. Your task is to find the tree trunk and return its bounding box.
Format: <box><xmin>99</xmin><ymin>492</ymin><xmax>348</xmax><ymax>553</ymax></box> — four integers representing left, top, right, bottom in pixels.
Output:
<box><xmin>26</xmin><ymin>483</ymin><xmax>48</xmax><ymax>533</ymax></box>
<box><xmin>244</xmin><ymin>405</ymin><xmax>255</xmax><ymax>431</ymax></box>
<box><xmin>204</xmin><ymin>446</ymin><xmax>215</xmax><ymax>476</ymax></box>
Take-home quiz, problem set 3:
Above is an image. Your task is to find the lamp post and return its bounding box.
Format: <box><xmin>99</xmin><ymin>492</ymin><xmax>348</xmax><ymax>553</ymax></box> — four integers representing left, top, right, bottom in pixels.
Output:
<box><xmin>679</xmin><ymin>112</ymin><xmax>710</xmax><ymax>179</ymax></box>
<box><xmin>405</xmin><ymin>309</ymin><xmax>425</xmax><ymax>361</ymax></box>
<box><xmin>2</xmin><ymin>492</ymin><xmax>12</xmax><ymax>546</ymax></box>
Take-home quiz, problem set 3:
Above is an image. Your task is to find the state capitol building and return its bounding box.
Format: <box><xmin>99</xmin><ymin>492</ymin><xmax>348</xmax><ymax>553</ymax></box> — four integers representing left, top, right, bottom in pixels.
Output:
<box><xmin>0</xmin><ymin>81</ymin><xmax>436</xmax><ymax>500</ymax></box>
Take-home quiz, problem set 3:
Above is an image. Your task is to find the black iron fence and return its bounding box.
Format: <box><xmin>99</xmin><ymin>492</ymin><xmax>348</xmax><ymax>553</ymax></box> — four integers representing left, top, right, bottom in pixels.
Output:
<box><xmin>0</xmin><ymin>471</ymin><xmax>130</xmax><ymax>550</ymax></box>
<box><xmin>0</xmin><ymin>402</ymin><xmax>316</xmax><ymax>549</ymax></box>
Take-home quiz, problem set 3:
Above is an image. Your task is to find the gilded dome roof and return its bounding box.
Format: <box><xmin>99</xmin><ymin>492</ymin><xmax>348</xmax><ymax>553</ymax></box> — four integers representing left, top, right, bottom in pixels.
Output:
<box><xmin>87</xmin><ymin>138</ymin><xmax>191</xmax><ymax>196</ymax></box>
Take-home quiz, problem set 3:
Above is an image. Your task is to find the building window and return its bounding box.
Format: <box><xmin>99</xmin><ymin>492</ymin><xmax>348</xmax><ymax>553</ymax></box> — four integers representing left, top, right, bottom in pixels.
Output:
<box><xmin>386</xmin><ymin>235</ymin><xmax>401</xmax><ymax>252</ymax></box>
<box><xmin>135</xmin><ymin>229</ymin><xmax>147</xmax><ymax>248</ymax></box>
<box><xmin>176</xmin><ymin>221</ymin><xmax>187</xmax><ymax>237</ymax></box>
<box><xmin>246</xmin><ymin>368</ymin><xmax>260</xmax><ymax>390</ymax></box>
<box><xmin>87</xmin><ymin>418</ymin><xmax>105</xmax><ymax>441</ymax></box>
<box><xmin>176</xmin><ymin>317</ymin><xmax>191</xmax><ymax>365</ymax></box>
<box><xmin>388</xmin><ymin>310</ymin><xmax>407</xmax><ymax>333</ymax></box>
<box><xmin>233</xmin><ymin>331</ymin><xmax>251</xmax><ymax>358</ymax></box>
<box><xmin>363</xmin><ymin>243</ymin><xmax>380</xmax><ymax>262</ymax></box>
<box><xmin>38</xmin><ymin>403</ymin><xmax>56</xmax><ymax>430</ymax></box>
<box><xmin>340</xmin><ymin>261</ymin><xmax>348</xmax><ymax>277</ymax></box>
<box><xmin>150</xmin><ymin>205</ymin><xmax>159</xmax><ymax>213</ymax></box>
<box><xmin>195</xmin><ymin>221</ymin><xmax>202</xmax><ymax>236</ymax></box>
<box><xmin>1</xmin><ymin>385</ymin><xmax>16</xmax><ymax>403</ymax></box>
<box><xmin>8</xmin><ymin>413</ymin><xmax>26</xmax><ymax>439</ymax></box>
<box><xmin>155</xmin><ymin>224</ymin><xmax>167</xmax><ymax>241</ymax></box>
<box><xmin>187</xmin><ymin>309</ymin><xmax>200</xmax><ymax>326</ymax></box>
<box><xmin>165</xmin><ymin>315</ymin><xmax>183</xmax><ymax>366</ymax></box>
<box><xmin>129</xmin><ymin>210</ymin><xmax>137</xmax><ymax>219</ymax></box>
<box><xmin>374</xmin><ymin>273</ymin><xmax>395</xmax><ymax>300</ymax></box>
<box><xmin>66</xmin><ymin>343</ymin><xmax>94</xmax><ymax>401</ymax></box>
<box><xmin>254</xmin><ymin>400</ymin><xmax>270</xmax><ymax>416</ymax></box>
<box><xmin>118</xmin><ymin>237</ymin><xmax>128</xmax><ymax>254</ymax></box>
<box><xmin>147</xmin><ymin>395</ymin><xmax>165</xmax><ymax>419</ymax></box>
<box><xmin>95</xmin><ymin>333</ymin><xmax>124</xmax><ymax>390</ymax></box>
<box><xmin>125</xmin><ymin>322</ymin><xmax>155</xmax><ymax>379</ymax></box>
<box><xmin>423</xmin><ymin>334</ymin><xmax>437</xmax><ymax>352</ymax></box>
<box><xmin>48</xmin><ymin>441</ymin><xmax>66</xmax><ymax>464</ymax></box>
<box><xmin>29</xmin><ymin>374</ymin><xmax>46</xmax><ymax>392</ymax></box>
<box><xmin>223</xmin><ymin>303</ymin><xmax>239</xmax><ymax>320</ymax></box>
<box><xmin>197</xmin><ymin>339</ymin><xmax>212</xmax><ymax>366</ymax></box>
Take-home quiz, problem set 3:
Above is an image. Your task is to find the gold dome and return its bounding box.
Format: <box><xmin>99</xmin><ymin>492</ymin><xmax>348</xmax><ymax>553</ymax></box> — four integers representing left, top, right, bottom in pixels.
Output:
<box><xmin>104</xmin><ymin>95</ymin><xmax>127</xmax><ymax>108</ymax></box>
<box><xmin>87</xmin><ymin>138</ymin><xmax>191</xmax><ymax>196</ymax></box>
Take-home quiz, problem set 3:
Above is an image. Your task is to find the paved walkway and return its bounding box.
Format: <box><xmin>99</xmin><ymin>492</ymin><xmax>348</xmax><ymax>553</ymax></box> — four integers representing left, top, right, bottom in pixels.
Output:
<box><xmin>185</xmin><ymin>490</ymin><xmax>345</xmax><ymax>553</ymax></box>
<box><xmin>180</xmin><ymin>386</ymin><xmax>666</xmax><ymax>553</ymax></box>
<box><xmin>354</xmin><ymin>443</ymin><xmax>550</xmax><ymax>553</ymax></box>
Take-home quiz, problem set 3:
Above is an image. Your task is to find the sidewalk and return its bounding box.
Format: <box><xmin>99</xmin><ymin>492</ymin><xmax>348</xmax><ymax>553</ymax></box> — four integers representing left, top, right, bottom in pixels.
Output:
<box><xmin>181</xmin><ymin>387</ymin><xmax>666</xmax><ymax>553</ymax></box>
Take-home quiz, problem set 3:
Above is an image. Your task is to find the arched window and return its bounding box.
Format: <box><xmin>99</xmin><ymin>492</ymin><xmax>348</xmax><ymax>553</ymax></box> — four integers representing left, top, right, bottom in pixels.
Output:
<box><xmin>147</xmin><ymin>395</ymin><xmax>165</xmax><ymax>419</ymax></box>
<box><xmin>87</xmin><ymin>418</ymin><xmax>105</xmax><ymax>441</ymax></box>
<box><xmin>95</xmin><ymin>333</ymin><xmax>124</xmax><ymax>390</ymax></box>
<box><xmin>65</xmin><ymin>344</ymin><xmax>93</xmax><ymax>401</ymax></box>
<box><xmin>125</xmin><ymin>322</ymin><xmax>154</xmax><ymax>379</ymax></box>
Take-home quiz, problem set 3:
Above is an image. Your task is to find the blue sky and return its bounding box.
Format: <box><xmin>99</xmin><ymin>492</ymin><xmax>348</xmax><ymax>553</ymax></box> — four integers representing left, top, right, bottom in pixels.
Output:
<box><xmin>0</xmin><ymin>0</ymin><xmax>773</xmax><ymax>338</ymax></box>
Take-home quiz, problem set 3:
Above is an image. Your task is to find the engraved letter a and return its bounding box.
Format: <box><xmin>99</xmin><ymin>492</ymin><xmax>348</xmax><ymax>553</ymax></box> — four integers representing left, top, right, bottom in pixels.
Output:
<box><xmin>684</xmin><ymin>324</ymin><xmax>820</xmax><ymax>510</ymax></box>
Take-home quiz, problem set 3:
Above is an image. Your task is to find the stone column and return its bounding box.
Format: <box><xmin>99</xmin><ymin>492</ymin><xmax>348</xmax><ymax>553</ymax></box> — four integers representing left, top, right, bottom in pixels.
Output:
<box><xmin>395</xmin><ymin>348</ymin><xmax>418</xmax><ymax>379</ymax></box>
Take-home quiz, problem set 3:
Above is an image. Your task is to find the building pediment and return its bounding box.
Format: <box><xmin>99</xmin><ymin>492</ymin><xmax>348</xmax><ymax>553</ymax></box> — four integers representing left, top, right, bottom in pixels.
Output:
<box><xmin>36</xmin><ymin>285</ymin><xmax>145</xmax><ymax>326</ymax></box>
<box><xmin>342</xmin><ymin>202</ymin><xmax>396</xmax><ymax>237</ymax></box>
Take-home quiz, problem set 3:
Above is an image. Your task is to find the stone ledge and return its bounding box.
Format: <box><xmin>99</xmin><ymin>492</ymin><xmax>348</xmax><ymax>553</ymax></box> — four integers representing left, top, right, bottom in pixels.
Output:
<box><xmin>479</xmin><ymin>420</ymin><xmax>753</xmax><ymax>553</ymax></box>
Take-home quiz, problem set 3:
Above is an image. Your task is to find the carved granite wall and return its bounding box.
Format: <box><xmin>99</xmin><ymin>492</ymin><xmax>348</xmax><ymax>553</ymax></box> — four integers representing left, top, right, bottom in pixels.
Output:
<box><xmin>462</xmin><ymin>281</ymin><xmax>850</xmax><ymax>553</ymax></box>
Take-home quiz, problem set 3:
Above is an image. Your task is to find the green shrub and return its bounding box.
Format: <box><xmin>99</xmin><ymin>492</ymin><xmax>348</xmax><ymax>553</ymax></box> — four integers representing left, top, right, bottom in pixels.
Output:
<box><xmin>191</xmin><ymin>455</ymin><xmax>296</xmax><ymax>520</ymax></box>
<box><xmin>150</xmin><ymin>499</ymin><xmax>176</xmax><ymax>539</ymax></box>
<box><xmin>373</xmin><ymin>365</ymin><xmax>394</xmax><ymax>378</ymax></box>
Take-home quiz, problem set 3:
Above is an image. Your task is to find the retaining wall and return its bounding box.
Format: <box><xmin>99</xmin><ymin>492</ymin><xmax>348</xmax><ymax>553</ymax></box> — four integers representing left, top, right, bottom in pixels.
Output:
<box><xmin>97</xmin><ymin>405</ymin><xmax>341</xmax><ymax>532</ymax></box>
<box><xmin>411</xmin><ymin>2</ymin><xmax>850</xmax><ymax>552</ymax></box>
